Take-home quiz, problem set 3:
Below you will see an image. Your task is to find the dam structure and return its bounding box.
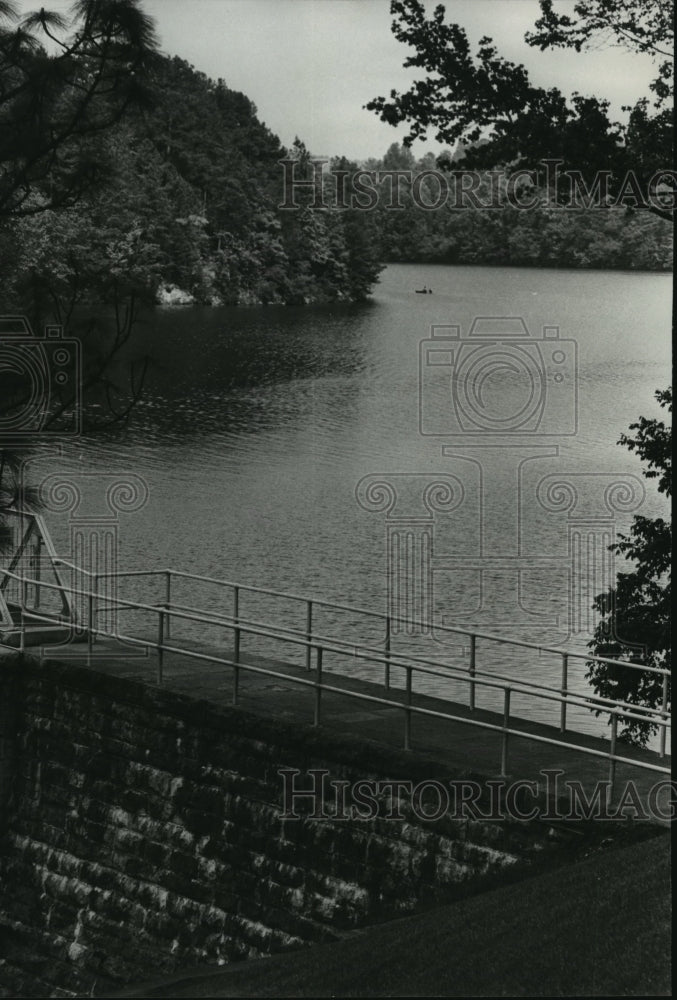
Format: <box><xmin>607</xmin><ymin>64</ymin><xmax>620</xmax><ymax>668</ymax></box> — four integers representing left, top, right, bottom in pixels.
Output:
<box><xmin>0</xmin><ymin>510</ymin><xmax>671</xmax><ymax>996</ymax></box>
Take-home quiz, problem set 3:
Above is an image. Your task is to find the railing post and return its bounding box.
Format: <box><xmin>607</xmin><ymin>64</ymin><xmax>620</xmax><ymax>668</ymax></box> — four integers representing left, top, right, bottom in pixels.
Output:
<box><xmin>233</xmin><ymin>585</ymin><xmax>240</xmax><ymax>664</ymax></box>
<box><xmin>659</xmin><ymin>673</ymin><xmax>668</xmax><ymax>758</ymax></box>
<box><xmin>404</xmin><ymin>666</ymin><xmax>412</xmax><ymax>751</ymax></box>
<box><xmin>19</xmin><ymin>607</ymin><xmax>25</xmax><ymax>655</ymax></box>
<box><xmin>165</xmin><ymin>570</ymin><xmax>172</xmax><ymax>639</ymax></box>
<box><xmin>314</xmin><ymin>646</ymin><xmax>323</xmax><ymax>727</ymax></box>
<box><xmin>559</xmin><ymin>653</ymin><xmax>568</xmax><ymax>733</ymax></box>
<box><xmin>384</xmin><ymin>615</ymin><xmax>391</xmax><ymax>691</ymax></box>
<box><xmin>500</xmin><ymin>687</ymin><xmax>511</xmax><ymax>777</ymax></box>
<box><xmin>92</xmin><ymin>573</ymin><xmax>98</xmax><ymax>642</ymax></box>
<box><xmin>232</xmin><ymin>659</ymin><xmax>239</xmax><ymax>707</ymax></box>
<box><xmin>35</xmin><ymin>536</ymin><xmax>42</xmax><ymax>609</ymax></box>
<box><xmin>87</xmin><ymin>591</ymin><xmax>94</xmax><ymax>667</ymax></box>
<box><xmin>607</xmin><ymin>711</ymin><xmax>618</xmax><ymax>807</ymax></box>
<box><xmin>157</xmin><ymin>609</ymin><xmax>164</xmax><ymax>685</ymax></box>
<box><xmin>20</xmin><ymin>574</ymin><xmax>28</xmax><ymax>647</ymax></box>
<box><xmin>469</xmin><ymin>634</ymin><xmax>476</xmax><ymax>711</ymax></box>
<box><xmin>305</xmin><ymin>599</ymin><xmax>313</xmax><ymax>672</ymax></box>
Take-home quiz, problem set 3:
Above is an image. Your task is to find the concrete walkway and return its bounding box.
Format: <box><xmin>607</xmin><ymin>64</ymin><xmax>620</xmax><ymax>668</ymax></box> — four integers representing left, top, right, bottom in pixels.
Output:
<box><xmin>39</xmin><ymin>634</ymin><xmax>671</xmax><ymax>819</ymax></box>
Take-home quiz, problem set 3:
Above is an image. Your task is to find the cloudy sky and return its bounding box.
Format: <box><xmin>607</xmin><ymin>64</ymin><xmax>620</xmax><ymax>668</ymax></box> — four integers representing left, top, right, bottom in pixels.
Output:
<box><xmin>36</xmin><ymin>0</ymin><xmax>661</xmax><ymax>159</ymax></box>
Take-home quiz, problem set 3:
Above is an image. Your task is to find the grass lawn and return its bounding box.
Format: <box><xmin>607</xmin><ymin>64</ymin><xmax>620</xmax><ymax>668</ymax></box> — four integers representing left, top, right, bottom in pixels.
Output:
<box><xmin>112</xmin><ymin>832</ymin><xmax>671</xmax><ymax>998</ymax></box>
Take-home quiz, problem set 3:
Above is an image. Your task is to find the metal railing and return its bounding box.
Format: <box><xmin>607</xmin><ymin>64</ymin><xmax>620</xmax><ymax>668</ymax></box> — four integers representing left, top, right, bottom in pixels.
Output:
<box><xmin>0</xmin><ymin>563</ymin><xmax>671</xmax><ymax>796</ymax></box>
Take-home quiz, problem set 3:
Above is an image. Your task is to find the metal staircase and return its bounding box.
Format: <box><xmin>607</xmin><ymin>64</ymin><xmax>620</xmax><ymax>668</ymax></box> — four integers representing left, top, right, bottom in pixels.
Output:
<box><xmin>0</xmin><ymin>508</ymin><xmax>77</xmax><ymax>647</ymax></box>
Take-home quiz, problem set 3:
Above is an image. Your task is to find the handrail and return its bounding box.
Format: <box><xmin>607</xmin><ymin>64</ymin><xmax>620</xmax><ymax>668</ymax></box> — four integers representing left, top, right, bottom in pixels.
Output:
<box><xmin>12</xmin><ymin>599</ymin><xmax>668</xmax><ymax>733</ymax></box>
<box><xmin>4</xmin><ymin>567</ymin><xmax>670</xmax><ymax>726</ymax></box>
<box><xmin>11</xmin><ymin>603</ymin><xmax>672</xmax><ymax>784</ymax></box>
<box><xmin>2</xmin><ymin>567</ymin><xmax>671</xmax><ymax>733</ymax></box>
<box><xmin>4</xmin><ymin>511</ymin><xmax>670</xmax><ymax>777</ymax></box>
<box><xmin>133</xmin><ymin>595</ymin><xmax>670</xmax><ymax>722</ymax></box>
<box><xmin>3</xmin><ymin>560</ymin><xmax>671</xmax><ymax>786</ymax></box>
<box><xmin>49</xmin><ymin>559</ymin><xmax>669</xmax><ymax>677</ymax></box>
<box><xmin>3</xmin><ymin>566</ymin><xmax>671</xmax><ymax>737</ymax></box>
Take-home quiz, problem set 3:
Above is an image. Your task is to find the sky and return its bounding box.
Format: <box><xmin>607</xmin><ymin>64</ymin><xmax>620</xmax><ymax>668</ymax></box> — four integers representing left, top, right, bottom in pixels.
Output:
<box><xmin>29</xmin><ymin>0</ymin><xmax>662</xmax><ymax>160</ymax></box>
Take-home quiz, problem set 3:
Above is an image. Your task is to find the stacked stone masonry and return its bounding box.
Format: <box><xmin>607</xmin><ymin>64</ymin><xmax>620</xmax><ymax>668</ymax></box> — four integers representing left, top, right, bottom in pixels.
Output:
<box><xmin>0</xmin><ymin>657</ymin><xmax>576</xmax><ymax>997</ymax></box>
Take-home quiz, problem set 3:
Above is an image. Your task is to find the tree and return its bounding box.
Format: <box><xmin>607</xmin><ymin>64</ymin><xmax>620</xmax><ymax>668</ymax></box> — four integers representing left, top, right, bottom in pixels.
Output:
<box><xmin>367</xmin><ymin>1</ymin><xmax>672</xmax><ymax>741</ymax></box>
<box><xmin>525</xmin><ymin>0</ymin><xmax>673</xmax><ymax>107</ymax></box>
<box><xmin>0</xmin><ymin>0</ymin><xmax>158</xmax><ymax>219</ymax></box>
<box><xmin>0</xmin><ymin>0</ymin><xmax>159</xmax><ymax>422</ymax></box>
<box><xmin>587</xmin><ymin>388</ymin><xmax>672</xmax><ymax>746</ymax></box>
<box><xmin>1</xmin><ymin>0</ymin><xmax>158</xmax><ymax>543</ymax></box>
<box><xmin>3</xmin><ymin>128</ymin><xmax>169</xmax><ymax>430</ymax></box>
<box><xmin>366</xmin><ymin>0</ymin><xmax>673</xmax><ymax>220</ymax></box>
<box><xmin>356</xmin><ymin>142</ymin><xmax>671</xmax><ymax>269</ymax></box>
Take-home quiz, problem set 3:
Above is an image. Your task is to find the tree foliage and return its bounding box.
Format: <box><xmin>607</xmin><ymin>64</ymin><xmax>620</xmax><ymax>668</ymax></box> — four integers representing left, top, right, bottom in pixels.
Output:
<box><xmin>367</xmin><ymin>0</ymin><xmax>673</xmax><ymax>220</ymax></box>
<box><xmin>587</xmin><ymin>388</ymin><xmax>672</xmax><ymax>746</ymax></box>
<box><xmin>357</xmin><ymin>142</ymin><xmax>672</xmax><ymax>269</ymax></box>
<box><xmin>2</xmin><ymin>53</ymin><xmax>384</xmax><ymax>314</ymax></box>
<box><xmin>525</xmin><ymin>0</ymin><xmax>673</xmax><ymax>106</ymax></box>
<box><xmin>0</xmin><ymin>0</ymin><xmax>158</xmax><ymax>218</ymax></box>
<box><xmin>367</xmin><ymin>2</ymin><xmax>672</xmax><ymax>741</ymax></box>
<box><xmin>1</xmin><ymin>0</ymin><xmax>161</xmax><ymax>522</ymax></box>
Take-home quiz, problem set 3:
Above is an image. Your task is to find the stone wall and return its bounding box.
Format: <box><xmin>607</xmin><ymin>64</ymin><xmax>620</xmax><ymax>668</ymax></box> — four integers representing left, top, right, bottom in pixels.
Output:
<box><xmin>0</xmin><ymin>656</ymin><xmax>582</xmax><ymax>998</ymax></box>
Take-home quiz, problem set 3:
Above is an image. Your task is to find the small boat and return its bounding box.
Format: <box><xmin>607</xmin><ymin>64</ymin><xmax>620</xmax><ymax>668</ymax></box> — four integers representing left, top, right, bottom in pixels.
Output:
<box><xmin>415</xmin><ymin>287</ymin><xmax>433</xmax><ymax>294</ymax></box>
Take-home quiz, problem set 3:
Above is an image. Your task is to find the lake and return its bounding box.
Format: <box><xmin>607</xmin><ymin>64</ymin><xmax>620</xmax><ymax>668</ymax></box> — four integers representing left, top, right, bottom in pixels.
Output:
<box><xmin>32</xmin><ymin>263</ymin><xmax>672</xmax><ymax>739</ymax></box>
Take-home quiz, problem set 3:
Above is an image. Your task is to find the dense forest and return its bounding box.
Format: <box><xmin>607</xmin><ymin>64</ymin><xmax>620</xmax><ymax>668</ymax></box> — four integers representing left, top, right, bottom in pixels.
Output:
<box><xmin>0</xmin><ymin>54</ymin><xmax>384</xmax><ymax>318</ymax></box>
<box><xmin>356</xmin><ymin>142</ymin><xmax>673</xmax><ymax>271</ymax></box>
<box><xmin>1</xmin><ymin>54</ymin><xmax>671</xmax><ymax>324</ymax></box>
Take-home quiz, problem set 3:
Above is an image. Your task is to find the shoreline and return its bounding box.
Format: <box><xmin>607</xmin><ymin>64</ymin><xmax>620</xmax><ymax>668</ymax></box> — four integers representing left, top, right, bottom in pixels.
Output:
<box><xmin>156</xmin><ymin>260</ymin><xmax>673</xmax><ymax>308</ymax></box>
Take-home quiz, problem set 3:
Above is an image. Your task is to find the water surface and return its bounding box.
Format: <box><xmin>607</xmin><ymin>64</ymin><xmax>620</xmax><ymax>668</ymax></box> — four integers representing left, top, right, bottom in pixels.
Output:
<box><xmin>35</xmin><ymin>264</ymin><xmax>671</xmax><ymax>739</ymax></box>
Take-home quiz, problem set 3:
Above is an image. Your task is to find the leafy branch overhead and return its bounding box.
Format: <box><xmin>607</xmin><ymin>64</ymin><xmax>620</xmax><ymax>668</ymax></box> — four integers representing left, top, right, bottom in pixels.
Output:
<box><xmin>0</xmin><ymin>0</ymin><xmax>158</xmax><ymax>218</ymax></box>
<box><xmin>525</xmin><ymin>0</ymin><xmax>674</xmax><ymax>103</ymax></box>
<box><xmin>366</xmin><ymin>0</ymin><xmax>673</xmax><ymax>219</ymax></box>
